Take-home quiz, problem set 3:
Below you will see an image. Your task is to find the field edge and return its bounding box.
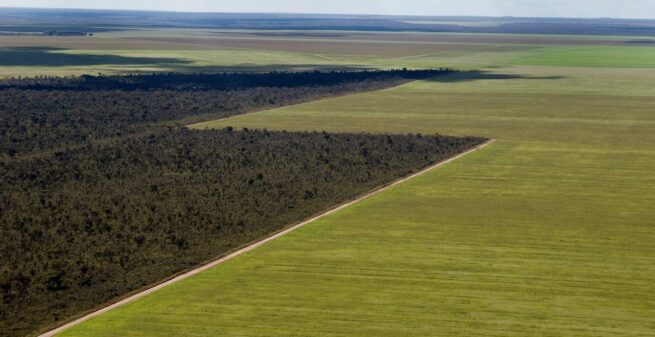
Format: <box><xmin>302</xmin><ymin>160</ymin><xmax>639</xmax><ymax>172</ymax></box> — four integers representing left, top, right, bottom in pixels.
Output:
<box><xmin>37</xmin><ymin>139</ymin><xmax>496</xmax><ymax>337</ymax></box>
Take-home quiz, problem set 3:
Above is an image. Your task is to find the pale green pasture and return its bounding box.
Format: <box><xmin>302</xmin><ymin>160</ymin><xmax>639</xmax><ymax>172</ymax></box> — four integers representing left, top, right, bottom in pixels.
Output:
<box><xmin>62</xmin><ymin>44</ymin><xmax>655</xmax><ymax>336</ymax></box>
<box><xmin>9</xmin><ymin>27</ymin><xmax>649</xmax><ymax>336</ymax></box>
<box><xmin>2</xmin><ymin>29</ymin><xmax>654</xmax><ymax>76</ymax></box>
<box><xmin>193</xmin><ymin>66</ymin><xmax>655</xmax><ymax>146</ymax></box>
<box><xmin>61</xmin><ymin>139</ymin><xmax>655</xmax><ymax>337</ymax></box>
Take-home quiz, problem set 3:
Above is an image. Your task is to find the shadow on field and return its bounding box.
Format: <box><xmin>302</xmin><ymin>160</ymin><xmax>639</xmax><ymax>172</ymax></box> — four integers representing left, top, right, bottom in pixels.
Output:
<box><xmin>426</xmin><ymin>70</ymin><xmax>565</xmax><ymax>83</ymax></box>
<box><xmin>0</xmin><ymin>47</ymin><xmax>371</xmax><ymax>72</ymax></box>
<box><xmin>626</xmin><ymin>39</ymin><xmax>655</xmax><ymax>45</ymax></box>
<box><xmin>0</xmin><ymin>47</ymin><xmax>191</xmax><ymax>67</ymax></box>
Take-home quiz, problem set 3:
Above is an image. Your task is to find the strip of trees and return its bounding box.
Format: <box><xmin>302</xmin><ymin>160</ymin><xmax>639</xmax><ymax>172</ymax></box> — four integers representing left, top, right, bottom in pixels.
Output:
<box><xmin>0</xmin><ymin>70</ymin><xmax>452</xmax><ymax>158</ymax></box>
<box><xmin>0</xmin><ymin>69</ymin><xmax>451</xmax><ymax>91</ymax></box>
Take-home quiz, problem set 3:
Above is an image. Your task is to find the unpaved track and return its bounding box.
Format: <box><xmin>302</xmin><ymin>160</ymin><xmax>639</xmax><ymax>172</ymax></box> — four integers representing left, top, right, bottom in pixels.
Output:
<box><xmin>39</xmin><ymin>139</ymin><xmax>495</xmax><ymax>337</ymax></box>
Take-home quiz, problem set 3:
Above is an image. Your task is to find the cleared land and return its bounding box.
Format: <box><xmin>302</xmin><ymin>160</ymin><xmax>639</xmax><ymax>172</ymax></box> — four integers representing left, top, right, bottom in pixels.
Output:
<box><xmin>1</xmin><ymin>29</ymin><xmax>654</xmax><ymax>76</ymax></box>
<box><xmin>60</xmin><ymin>142</ymin><xmax>655</xmax><ymax>337</ymax></box>
<box><xmin>40</xmin><ymin>140</ymin><xmax>494</xmax><ymax>337</ymax></box>
<box><xmin>55</xmin><ymin>41</ymin><xmax>655</xmax><ymax>336</ymax></box>
<box><xmin>194</xmin><ymin>66</ymin><xmax>655</xmax><ymax>146</ymax></box>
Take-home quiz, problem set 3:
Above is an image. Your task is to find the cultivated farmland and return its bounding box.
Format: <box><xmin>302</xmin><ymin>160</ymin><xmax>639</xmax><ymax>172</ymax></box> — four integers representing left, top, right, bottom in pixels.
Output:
<box><xmin>1</xmin><ymin>15</ymin><xmax>653</xmax><ymax>337</ymax></box>
<box><xmin>2</xmin><ymin>29</ymin><xmax>655</xmax><ymax>76</ymax></box>
<box><xmin>60</xmin><ymin>37</ymin><xmax>655</xmax><ymax>336</ymax></box>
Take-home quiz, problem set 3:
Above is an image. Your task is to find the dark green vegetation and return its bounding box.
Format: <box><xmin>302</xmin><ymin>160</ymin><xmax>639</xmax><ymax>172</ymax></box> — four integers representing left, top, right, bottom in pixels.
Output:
<box><xmin>1</xmin><ymin>129</ymin><xmax>484</xmax><ymax>337</ymax></box>
<box><xmin>0</xmin><ymin>70</ymin><xmax>484</xmax><ymax>337</ymax></box>
<box><xmin>0</xmin><ymin>69</ymin><xmax>448</xmax><ymax>157</ymax></box>
<box><xmin>0</xmin><ymin>70</ymin><xmax>446</xmax><ymax>90</ymax></box>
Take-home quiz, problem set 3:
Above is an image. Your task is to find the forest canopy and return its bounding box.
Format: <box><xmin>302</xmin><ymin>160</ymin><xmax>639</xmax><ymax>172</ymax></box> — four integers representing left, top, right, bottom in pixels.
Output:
<box><xmin>1</xmin><ymin>128</ymin><xmax>485</xmax><ymax>337</ymax></box>
<box><xmin>0</xmin><ymin>69</ymin><xmax>452</xmax><ymax>157</ymax></box>
<box><xmin>0</xmin><ymin>70</ymin><xmax>484</xmax><ymax>337</ymax></box>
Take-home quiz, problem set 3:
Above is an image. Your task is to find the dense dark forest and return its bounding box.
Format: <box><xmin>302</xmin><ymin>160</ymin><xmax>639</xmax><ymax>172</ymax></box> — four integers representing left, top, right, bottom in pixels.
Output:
<box><xmin>0</xmin><ymin>128</ymin><xmax>486</xmax><ymax>337</ymax></box>
<box><xmin>0</xmin><ymin>70</ymin><xmax>451</xmax><ymax>157</ymax></box>
<box><xmin>0</xmin><ymin>70</ymin><xmax>448</xmax><ymax>91</ymax></box>
<box><xmin>0</xmin><ymin>69</ymin><xmax>485</xmax><ymax>337</ymax></box>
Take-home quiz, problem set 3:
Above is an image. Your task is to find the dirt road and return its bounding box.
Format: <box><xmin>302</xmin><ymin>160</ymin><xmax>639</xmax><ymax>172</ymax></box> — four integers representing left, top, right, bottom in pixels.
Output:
<box><xmin>39</xmin><ymin>139</ymin><xmax>495</xmax><ymax>337</ymax></box>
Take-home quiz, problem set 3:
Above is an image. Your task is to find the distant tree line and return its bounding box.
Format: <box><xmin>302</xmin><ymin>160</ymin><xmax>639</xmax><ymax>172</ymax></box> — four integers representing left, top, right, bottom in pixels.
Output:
<box><xmin>0</xmin><ymin>128</ymin><xmax>486</xmax><ymax>337</ymax></box>
<box><xmin>0</xmin><ymin>69</ymin><xmax>451</xmax><ymax>91</ymax></box>
<box><xmin>0</xmin><ymin>70</ymin><xmax>453</xmax><ymax>157</ymax></box>
<box><xmin>43</xmin><ymin>30</ymin><xmax>91</xmax><ymax>36</ymax></box>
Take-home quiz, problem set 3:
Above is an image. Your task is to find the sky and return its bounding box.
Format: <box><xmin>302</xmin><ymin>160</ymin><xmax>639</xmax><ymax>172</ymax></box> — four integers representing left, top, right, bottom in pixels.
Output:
<box><xmin>2</xmin><ymin>0</ymin><xmax>655</xmax><ymax>19</ymax></box>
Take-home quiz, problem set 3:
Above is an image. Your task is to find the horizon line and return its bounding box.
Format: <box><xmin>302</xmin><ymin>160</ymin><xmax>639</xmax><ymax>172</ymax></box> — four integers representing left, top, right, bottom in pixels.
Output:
<box><xmin>1</xmin><ymin>6</ymin><xmax>654</xmax><ymax>21</ymax></box>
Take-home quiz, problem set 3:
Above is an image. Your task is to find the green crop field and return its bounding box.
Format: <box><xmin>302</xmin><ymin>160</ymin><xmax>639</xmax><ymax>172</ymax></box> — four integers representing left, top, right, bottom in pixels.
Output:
<box><xmin>194</xmin><ymin>66</ymin><xmax>655</xmax><ymax>146</ymax></box>
<box><xmin>2</xmin><ymin>29</ymin><xmax>655</xmax><ymax>77</ymax></box>
<box><xmin>54</xmin><ymin>32</ymin><xmax>655</xmax><ymax>336</ymax></box>
<box><xmin>511</xmin><ymin>45</ymin><xmax>655</xmax><ymax>68</ymax></box>
<box><xmin>60</xmin><ymin>141</ymin><xmax>655</xmax><ymax>337</ymax></box>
